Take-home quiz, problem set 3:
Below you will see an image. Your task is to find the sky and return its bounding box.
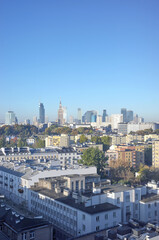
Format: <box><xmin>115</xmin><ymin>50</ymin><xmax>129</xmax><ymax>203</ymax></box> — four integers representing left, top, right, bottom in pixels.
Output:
<box><xmin>0</xmin><ymin>0</ymin><xmax>159</xmax><ymax>123</ymax></box>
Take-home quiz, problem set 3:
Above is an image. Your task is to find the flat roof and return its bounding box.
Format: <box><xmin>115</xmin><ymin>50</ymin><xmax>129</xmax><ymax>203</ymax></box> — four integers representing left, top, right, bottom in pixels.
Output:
<box><xmin>31</xmin><ymin>187</ymin><xmax>119</xmax><ymax>214</ymax></box>
<box><xmin>141</xmin><ymin>193</ymin><xmax>159</xmax><ymax>203</ymax></box>
<box><xmin>57</xmin><ymin>197</ymin><xmax>119</xmax><ymax>214</ymax></box>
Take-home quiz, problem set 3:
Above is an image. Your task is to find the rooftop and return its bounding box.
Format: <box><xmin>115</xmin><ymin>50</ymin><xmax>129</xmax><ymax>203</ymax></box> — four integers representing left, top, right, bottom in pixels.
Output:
<box><xmin>57</xmin><ymin>197</ymin><xmax>119</xmax><ymax>214</ymax></box>
<box><xmin>141</xmin><ymin>193</ymin><xmax>159</xmax><ymax>203</ymax></box>
<box><xmin>0</xmin><ymin>205</ymin><xmax>51</xmax><ymax>233</ymax></box>
<box><xmin>31</xmin><ymin>187</ymin><xmax>119</xmax><ymax>214</ymax></box>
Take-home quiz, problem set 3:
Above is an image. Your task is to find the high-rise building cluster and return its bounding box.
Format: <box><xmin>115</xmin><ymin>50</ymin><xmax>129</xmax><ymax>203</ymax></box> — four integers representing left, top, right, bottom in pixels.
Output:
<box><xmin>3</xmin><ymin>103</ymin><xmax>146</xmax><ymax>132</ymax></box>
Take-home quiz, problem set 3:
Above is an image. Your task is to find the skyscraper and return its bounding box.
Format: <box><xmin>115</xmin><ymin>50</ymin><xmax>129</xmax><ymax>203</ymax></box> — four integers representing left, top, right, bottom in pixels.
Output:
<box><xmin>39</xmin><ymin>103</ymin><xmax>45</xmax><ymax>123</ymax></box>
<box><xmin>77</xmin><ymin>108</ymin><xmax>82</xmax><ymax>123</ymax></box>
<box><xmin>82</xmin><ymin>110</ymin><xmax>97</xmax><ymax>123</ymax></box>
<box><xmin>127</xmin><ymin>110</ymin><xmax>134</xmax><ymax>122</ymax></box>
<box><xmin>63</xmin><ymin>107</ymin><xmax>67</xmax><ymax>123</ymax></box>
<box><xmin>58</xmin><ymin>100</ymin><xmax>64</xmax><ymax>125</ymax></box>
<box><xmin>5</xmin><ymin>111</ymin><xmax>17</xmax><ymax>125</ymax></box>
<box><xmin>102</xmin><ymin>109</ymin><xmax>107</xmax><ymax>122</ymax></box>
<box><xmin>121</xmin><ymin>108</ymin><xmax>127</xmax><ymax>123</ymax></box>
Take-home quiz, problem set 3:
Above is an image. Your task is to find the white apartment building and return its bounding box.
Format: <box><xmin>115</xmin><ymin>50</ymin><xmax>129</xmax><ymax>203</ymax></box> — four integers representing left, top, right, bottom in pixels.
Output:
<box><xmin>0</xmin><ymin>163</ymin><xmax>97</xmax><ymax>207</ymax></box>
<box><xmin>29</xmin><ymin>188</ymin><xmax>121</xmax><ymax>238</ymax></box>
<box><xmin>118</xmin><ymin>122</ymin><xmax>159</xmax><ymax>135</ymax></box>
<box><xmin>106</xmin><ymin>114</ymin><xmax>123</xmax><ymax>130</ymax></box>
<box><xmin>0</xmin><ymin>147</ymin><xmax>81</xmax><ymax>169</ymax></box>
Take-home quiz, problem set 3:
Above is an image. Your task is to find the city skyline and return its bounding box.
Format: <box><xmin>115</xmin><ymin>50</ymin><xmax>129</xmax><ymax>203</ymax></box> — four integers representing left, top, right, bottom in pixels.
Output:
<box><xmin>1</xmin><ymin>1</ymin><xmax>159</xmax><ymax>122</ymax></box>
<box><xmin>1</xmin><ymin>102</ymin><xmax>148</xmax><ymax>124</ymax></box>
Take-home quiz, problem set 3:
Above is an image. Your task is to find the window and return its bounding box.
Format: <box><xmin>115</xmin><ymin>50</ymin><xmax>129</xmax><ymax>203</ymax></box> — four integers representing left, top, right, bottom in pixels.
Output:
<box><xmin>155</xmin><ymin>202</ymin><xmax>157</xmax><ymax>207</ymax></box>
<box><xmin>30</xmin><ymin>231</ymin><xmax>35</xmax><ymax>239</ymax></box>
<box><xmin>22</xmin><ymin>232</ymin><xmax>27</xmax><ymax>240</ymax></box>
<box><xmin>96</xmin><ymin>216</ymin><xmax>99</xmax><ymax>222</ymax></box>
<box><xmin>82</xmin><ymin>224</ymin><xmax>85</xmax><ymax>231</ymax></box>
<box><xmin>105</xmin><ymin>223</ymin><xmax>108</xmax><ymax>229</ymax></box>
<box><xmin>96</xmin><ymin>226</ymin><xmax>99</xmax><ymax>231</ymax></box>
<box><xmin>126</xmin><ymin>195</ymin><xmax>130</xmax><ymax>202</ymax></box>
<box><xmin>117</xmin><ymin>197</ymin><xmax>120</xmax><ymax>204</ymax></box>
<box><xmin>113</xmin><ymin>221</ymin><xmax>117</xmax><ymax>226</ymax></box>
<box><xmin>82</xmin><ymin>214</ymin><xmax>85</xmax><ymax>220</ymax></box>
<box><xmin>113</xmin><ymin>212</ymin><xmax>116</xmax><ymax>218</ymax></box>
<box><xmin>135</xmin><ymin>193</ymin><xmax>138</xmax><ymax>200</ymax></box>
<box><xmin>81</xmin><ymin>180</ymin><xmax>83</xmax><ymax>190</ymax></box>
<box><xmin>126</xmin><ymin>206</ymin><xmax>130</xmax><ymax>213</ymax></box>
<box><xmin>75</xmin><ymin>181</ymin><xmax>79</xmax><ymax>191</ymax></box>
<box><xmin>105</xmin><ymin>214</ymin><xmax>108</xmax><ymax>220</ymax></box>
<box><xmin>148</xmin><ymin>204</ymin><xmax>151</xmax><ymax>208</ymax></box>
<box><xmin>71</xmin><ymin>182</ymin><xmax>74</xmax><ymax>190</ymax></box>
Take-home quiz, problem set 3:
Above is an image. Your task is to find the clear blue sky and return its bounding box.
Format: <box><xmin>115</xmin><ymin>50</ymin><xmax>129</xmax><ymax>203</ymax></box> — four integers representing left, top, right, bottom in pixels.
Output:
<box><xmin>0</xmin><ymin>0</ymin><xmax>159</xmax><ymax>122</ymax></box>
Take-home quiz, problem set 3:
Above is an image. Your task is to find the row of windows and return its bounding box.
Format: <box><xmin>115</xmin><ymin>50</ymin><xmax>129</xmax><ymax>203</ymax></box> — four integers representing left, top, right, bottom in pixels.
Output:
<box><xmin>31</xmin><ymin>207</ymin><xmax>77</xmax><ymax>235</ymax></box>
<box><xmin>31</xmin><ymin>200</ymin><xmax>77</xmax><ymax>216</ymax></box>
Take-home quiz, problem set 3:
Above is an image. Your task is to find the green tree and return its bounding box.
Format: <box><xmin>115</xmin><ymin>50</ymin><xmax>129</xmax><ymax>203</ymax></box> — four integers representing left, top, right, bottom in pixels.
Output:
<box><xmin>91</xmin><ymin>136</ymin><xmax>102</xmax><ymax>144</ymax></box>
<box><xmin>79</xmin><ymin>134</ymin><xmax>88</xmax><ymax>144</ymax></box>
<box><xmin>17</xmin><ymin>139</ymin><xmax>26</xmax><ymax>147</ymax></box>
<box><xmin>101</xmin><ymin>136</ymin><xmax>112</xmax><ymax>151</ymax></box>
<box><xmin>79</xmin><ymin>147</ymin><xmax>107</xmax><ymax>175</ymax></box>
<box><xmin>34</xmin><ymin>138</ymin><xmax>45</xmax><ymax>148</ymax></box>
<box><xmin>0</xmin><ymin>137</ymin><xmax>6</xmax><ymax>148</ymax></box>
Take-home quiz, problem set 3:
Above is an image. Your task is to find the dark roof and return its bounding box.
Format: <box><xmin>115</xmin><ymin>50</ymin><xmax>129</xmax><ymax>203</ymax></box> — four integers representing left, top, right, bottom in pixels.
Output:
<box><xmin>31</xmin><ymin>187</ymin><xmax>119</xmax><ymax>214</ymax></box>
<box><xmin>57</xmin><ymin>197</ymin><xmax>119</xmax><ymax>214</ymax></box>
<box><xmin>0</xmin><ymin>166</ymin><xmax>24</xmax><ymax>177</ymax></box>
<box><xmin>141</xmin><ymin>193</ymin><xmax>159</xmax><ymax>203</ymax></box>
<box><xmin>0</xmin><ymin>232</ymin><xmax>10</xmax><ymax>240</ymax></box>
<box><xmin>31</xmin><ymin>187</ymin><xmax>64</xmax><ymax>199</ymax></box>
<box><xmin>56</xmin><ymin>147</ymin><xmax>76</xmax><ymax>153</ymax></box>
<box><xmin>0</xmin><ymin>207</ymin><xmax>51</xmax><ymax>233</ymax></box>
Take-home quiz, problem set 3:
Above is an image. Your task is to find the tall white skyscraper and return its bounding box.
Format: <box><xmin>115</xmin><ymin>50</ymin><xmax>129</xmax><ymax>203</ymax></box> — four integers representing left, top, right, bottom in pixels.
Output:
<box><xmin>5</xmin><ymin>111</ymin><xmax>17</xmax><ymax>125</ymax></box>
<box><xmin>63</xmin><ymin>107</ymin><xmax>67</xmax><ymax>123</ymax></box>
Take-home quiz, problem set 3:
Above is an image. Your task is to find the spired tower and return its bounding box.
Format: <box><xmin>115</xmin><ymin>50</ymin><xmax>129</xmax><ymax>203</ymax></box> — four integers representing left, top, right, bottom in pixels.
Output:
<box><xmin>58</xmin><ymin>100</ymin><xmax>64</xmax><ymax>125</ymax></box>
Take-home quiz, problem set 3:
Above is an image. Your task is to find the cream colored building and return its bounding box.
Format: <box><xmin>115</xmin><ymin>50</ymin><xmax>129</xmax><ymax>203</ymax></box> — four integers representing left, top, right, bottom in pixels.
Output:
<box><xmin>144</xmin><ymin>134</ymin><xmax>159</xmax><ymax>142</ymax></box>
<box><xmin>111</xmin><ymin>135</ymin><xmax>126</xmax><ymax>145</ymax></box>
<box><xmin>59</xmin><ymin>134</ymin><xmax>70</xmax><ymax>147</ymax></box>
<box><xmin>126</xmin><ymin>134</ymin><xmax>144</xmax><ymax>144</ymax></box>
<box><xmin>45</xmin><ymin>135</ymin><xmax>70</xmax><ymax>147</ymax></box>
<box><xmin>45</xmin><ymin>136</ymin><xmax>61</xmax><ymax>147</ymax></box>
<box><xmin>152</xmin><ymin>140</ymin><xmax>159</xmax><ymax>168</ymax></box>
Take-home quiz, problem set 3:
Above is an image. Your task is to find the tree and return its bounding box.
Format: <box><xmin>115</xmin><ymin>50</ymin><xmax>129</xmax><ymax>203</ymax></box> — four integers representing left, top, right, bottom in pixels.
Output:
<box><xmin>17</xmin><ymin>139</ymin><xmax>26</xmax><ymax>148</ymax></box>
<box><xmin>91</xmin><ymin>136</ymin><xmax>102</xmax><ymax>144</ymax></box>
<box><xmin>79</xmin><ymin>147</ymin><xmax>107</xmax><ymax>175</ymax></box>
<box><xmin>0</xmin><ymin>137</ymin><xmax>6</xmax><ymax>148</ymax></box>
<box><xmin>34</xmin><ymin>138</ymin><xmax>45</xmax><ymax>148</ymax></box>
<box><xmin>101</xmin><ymin>136</ymin><xmax>112</xmax><ymax>151</ymax></box>
<box><xmin>79</xmin><ymin>134</ymin><xmax>88</xmax><ymax>144</ymax></box>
